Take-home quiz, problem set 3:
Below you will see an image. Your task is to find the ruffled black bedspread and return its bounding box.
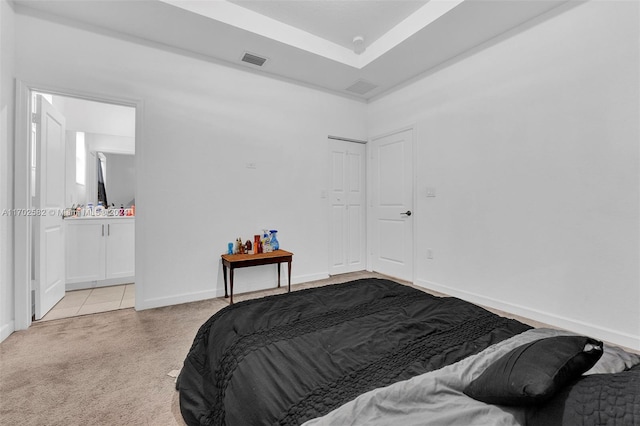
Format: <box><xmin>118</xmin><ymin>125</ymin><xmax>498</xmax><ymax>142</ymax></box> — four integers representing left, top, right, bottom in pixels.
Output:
<box><xmin>177</xmin><ymin>278</ymin><xmax>531</xmax><ymax>426</ymax></box>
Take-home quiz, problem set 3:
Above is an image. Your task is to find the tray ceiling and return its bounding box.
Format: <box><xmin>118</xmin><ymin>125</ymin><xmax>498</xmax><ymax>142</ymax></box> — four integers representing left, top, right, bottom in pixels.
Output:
<box><xmin>13</xmin><ymin>0</ymin><xmax>571</xmax><ymax>100</ymax></box>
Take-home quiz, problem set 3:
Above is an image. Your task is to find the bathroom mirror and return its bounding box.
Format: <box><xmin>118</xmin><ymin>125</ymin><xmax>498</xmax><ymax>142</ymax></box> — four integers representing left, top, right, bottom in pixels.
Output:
<box><xmin>97</xmin><ymin>152</ymin><xmax>135</xmax><ymax>208</ymax></box>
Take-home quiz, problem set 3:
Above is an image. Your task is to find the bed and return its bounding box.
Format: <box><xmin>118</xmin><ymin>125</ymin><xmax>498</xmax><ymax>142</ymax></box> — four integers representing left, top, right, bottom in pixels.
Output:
<box><xmin>177</xmin><ymin>278</ymin><xmax>640</xmax><ymax>425</ymax></box>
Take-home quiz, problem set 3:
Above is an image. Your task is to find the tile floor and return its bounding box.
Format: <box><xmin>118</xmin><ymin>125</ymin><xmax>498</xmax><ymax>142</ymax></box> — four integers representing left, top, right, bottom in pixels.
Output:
<box><xmin>40</xmin><ymin>284</ymin><xmax>135</xmax><ymax>321</ymax></box>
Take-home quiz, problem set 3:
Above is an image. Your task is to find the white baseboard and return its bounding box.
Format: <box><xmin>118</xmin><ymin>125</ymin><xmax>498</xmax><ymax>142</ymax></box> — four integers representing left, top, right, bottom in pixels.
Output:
<box><xmin>416</xmin><ymin>279</ymin><xmax>640</xmax><ymax>351</ymax></box>
<box><xmin>136</xmin><ymin>273</ymin><xmax>331</xmax><ymax>311</ymax></box>
<box><xmin>137</xmin><ymin>288</ymin><xmax>218</xmax><ymax>311</ymax></box>
<box><xmin>292</xmin><ymin>273</ymin><xmax>330</xmax><ymax>285</ymax></box>
<box><xmin>0</xmin><ymin>320</ymin><xmax>15</xmax><ymax>343</ymax></box>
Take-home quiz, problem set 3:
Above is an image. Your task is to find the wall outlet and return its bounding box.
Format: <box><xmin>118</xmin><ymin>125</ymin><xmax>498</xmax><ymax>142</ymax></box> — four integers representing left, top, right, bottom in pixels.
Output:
<box><xmin>426</xmin><ymin>187</ymin><xmax>436</xmax><ymax>197</ymax></box>
<box><xmin>426</xmin><ymin>248</ymin><xmax>434</xmax><ymax>259</ymax></box>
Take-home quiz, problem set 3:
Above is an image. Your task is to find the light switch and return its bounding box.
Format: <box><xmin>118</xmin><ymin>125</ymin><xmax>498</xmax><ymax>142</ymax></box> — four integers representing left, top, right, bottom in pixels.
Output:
<box><xmin>426</xmin><ymin>187</ymin><xmax>436</xmax><ymax>197</ymax></box>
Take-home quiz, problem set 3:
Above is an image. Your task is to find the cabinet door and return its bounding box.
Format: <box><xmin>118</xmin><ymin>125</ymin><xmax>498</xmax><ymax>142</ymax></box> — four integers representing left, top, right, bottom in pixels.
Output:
<box><xmin>105</xmin><ymin>220</ymin><xmax>135</xmax><ymax>279</ymax></box>
<box><xmin>66</xmin><ymin>221</ymin><xmax>106</xmax><ymax>283</ymax></box>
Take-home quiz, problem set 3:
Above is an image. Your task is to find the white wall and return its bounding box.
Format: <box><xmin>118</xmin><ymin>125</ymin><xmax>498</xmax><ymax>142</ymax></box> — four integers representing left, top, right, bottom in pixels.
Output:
<box><xmin>64</xmin><ymin>131</ymin><xmax>82</xmax><ymax>209</ymax></box>
<box><xmin>14</xmin><ymin>10</ymin><xmax>367</xmax><ymax>311</ymax></box>
<box><xmin>87</xmin><ymin>133</ymin><xmax>135</xmax><ymax>156</ymax></box>
<box><xmin>53</xmin><ymin>95</ymin><xmax>136</xmax><ymax>138</ymax></box>
<box><xmin>0</xmin><ymin>0</ymin><xmax>16</xmax><ymax>342</ymax></box>
<box><xmin>368</xmin><ymin>1</ymin><xmax>640</xmax><ymax>349</ymax></box>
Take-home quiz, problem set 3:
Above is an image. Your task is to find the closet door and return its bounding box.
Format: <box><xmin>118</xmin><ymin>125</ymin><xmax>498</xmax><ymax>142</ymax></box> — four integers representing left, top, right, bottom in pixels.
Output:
<box><xmin>328</xmin><ymin>139</ymin><xmax>366</xmax><ymax>275</ymax></box>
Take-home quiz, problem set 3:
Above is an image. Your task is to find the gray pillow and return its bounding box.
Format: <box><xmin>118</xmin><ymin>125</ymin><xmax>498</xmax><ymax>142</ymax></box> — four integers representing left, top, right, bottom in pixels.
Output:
<box><xmin>586</xmin><ymin>343</ymin><xmax>640</xmax><ymax>374</ymax></box>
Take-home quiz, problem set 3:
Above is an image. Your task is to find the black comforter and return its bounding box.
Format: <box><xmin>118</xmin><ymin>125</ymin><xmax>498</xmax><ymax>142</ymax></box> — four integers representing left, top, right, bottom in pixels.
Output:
<box><xmin>177</xmin><ymin>278</ymin><xmax>531</xmax><ymax>425</ymax></box>
<box><xmin>527</xmin><ymin>363</ymin><xmax>640</xmax><ymax>425</ymax></box>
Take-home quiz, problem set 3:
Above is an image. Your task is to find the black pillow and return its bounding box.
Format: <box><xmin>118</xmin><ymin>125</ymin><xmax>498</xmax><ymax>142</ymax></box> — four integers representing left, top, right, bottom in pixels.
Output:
<box><xmin>464</xmin><ymin>335</ymin><xmax>603</xmax><ymax>406</ymax></box>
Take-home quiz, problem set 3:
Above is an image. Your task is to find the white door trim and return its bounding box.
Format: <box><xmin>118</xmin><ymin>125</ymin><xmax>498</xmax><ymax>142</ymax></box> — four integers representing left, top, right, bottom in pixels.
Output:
<box><xmin>13</xmin><ymin>80</ymin><xmax>143</xmax><ymax>330</ymax></box>
<box><xmin>14</xmin><ymin>81</ymin><xmax>31</xmax><ymax>330</ymax></box>
<box><xmin>366</xmin><ymin>125</ymin><xmax>417</xmax><ymax>282</ymax></box>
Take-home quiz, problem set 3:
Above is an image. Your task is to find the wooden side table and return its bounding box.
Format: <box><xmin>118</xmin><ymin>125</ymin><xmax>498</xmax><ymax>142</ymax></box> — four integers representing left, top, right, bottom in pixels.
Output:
<box><xmin>221</xmin><ymin>249</ymin><xmax>293</xmax><ymax>304</ymax></box>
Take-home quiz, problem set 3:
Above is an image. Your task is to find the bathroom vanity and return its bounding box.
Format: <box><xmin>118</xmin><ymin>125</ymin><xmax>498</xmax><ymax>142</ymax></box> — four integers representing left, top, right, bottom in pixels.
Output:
<box><xmin>65</xmin><ymin>216</ymin><xmax>135</xmax><ymax>290</ymax></box>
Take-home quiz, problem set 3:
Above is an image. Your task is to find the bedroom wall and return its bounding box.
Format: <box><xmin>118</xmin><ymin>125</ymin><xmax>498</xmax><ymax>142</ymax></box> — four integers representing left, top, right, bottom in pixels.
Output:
<box><xmin>13</xmin><ymin>9</ymin><xmax>367</xmax><ymax>311</ymax></box>
<box><xmin>368</xmin><ymin>1</ymin><xmax>640</xmax><ymax>349</ymax></box>
<box><xmin>0</xmin><ymin>0</ymin><xmax>16</xmax><ymax>343</ymax></box>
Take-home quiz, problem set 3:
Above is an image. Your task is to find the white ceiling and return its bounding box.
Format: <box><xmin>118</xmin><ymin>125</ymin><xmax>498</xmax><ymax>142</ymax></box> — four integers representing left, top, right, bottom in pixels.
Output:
<box><xmin>14</xmin><ymin>0</ymin><xmax>570</xmax><ymax>101</ymax></box>
<box><xmin>228</xmin><ymin>0</ymin><xmax>429</xmax><ymax>50</ymax></box>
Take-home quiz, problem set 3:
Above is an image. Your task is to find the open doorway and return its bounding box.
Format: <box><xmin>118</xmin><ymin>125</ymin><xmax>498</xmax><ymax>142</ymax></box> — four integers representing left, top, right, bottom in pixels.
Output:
<box><xmin>29</xmin><ymin>90</ymin><xmax>136</xmax><ymax>322</ymax></box>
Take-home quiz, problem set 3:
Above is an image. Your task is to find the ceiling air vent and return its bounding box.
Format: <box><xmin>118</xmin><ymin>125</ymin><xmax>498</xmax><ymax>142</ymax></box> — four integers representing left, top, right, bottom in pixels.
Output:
<box><xmin>345</xmin><ymin>79</ymin><xmax>378</xmax><ymax>96</ymax></box>
<box><xmin>241</xmin><ymin>52</ymin><xmax>268</xmax><ymax>67</ymax></box>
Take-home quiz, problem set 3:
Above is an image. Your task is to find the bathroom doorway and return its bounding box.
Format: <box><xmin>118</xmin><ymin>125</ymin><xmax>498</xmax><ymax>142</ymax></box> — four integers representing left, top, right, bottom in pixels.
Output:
<box><xmin>26</xmin><ymin>89</ymin><xmax>137</xmax><ymax>322</ymax></box>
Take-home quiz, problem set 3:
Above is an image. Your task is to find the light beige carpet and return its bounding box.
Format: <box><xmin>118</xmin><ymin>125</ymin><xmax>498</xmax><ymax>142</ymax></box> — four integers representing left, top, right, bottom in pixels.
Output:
<box><xmin>0</xmin><ymin>271</ymin><xmax>379</xmax><ymax>425</ymax></box>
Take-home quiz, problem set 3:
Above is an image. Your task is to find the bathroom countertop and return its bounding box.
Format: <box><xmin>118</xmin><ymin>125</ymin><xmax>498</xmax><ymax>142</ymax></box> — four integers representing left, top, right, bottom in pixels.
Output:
<box><xmin>64</xmin><ymin>215</ymin><xmax>135</xmax><ymax>220</ymax></box>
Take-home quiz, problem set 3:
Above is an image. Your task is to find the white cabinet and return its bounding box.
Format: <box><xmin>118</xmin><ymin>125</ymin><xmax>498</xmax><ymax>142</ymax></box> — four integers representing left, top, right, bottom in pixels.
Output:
<box><xmin>105</xmin><ymin>219</ymin><xmax>135</xmax><ymax>279</ymax></box>
<box><xmin>65</xmin><ymin>220</ymin><xmax>105</xmax><ymax>283</ymax></box>
<box><xmin>66</xmin><ymin>218</ymin><xmax>134</xmax><ymax>288</ymax></box>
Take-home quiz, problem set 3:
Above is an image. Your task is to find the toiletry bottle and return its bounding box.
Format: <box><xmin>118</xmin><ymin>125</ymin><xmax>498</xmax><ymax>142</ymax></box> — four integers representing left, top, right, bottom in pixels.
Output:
<box><xmin>269</xmin><ymin>230</ymin><xmax>279</xmax><ymax>251</ymax></box>
<box><xmin>263</xmin><ymin>233</ymin><xmax>271</xmax><ymax>253</ymax></box>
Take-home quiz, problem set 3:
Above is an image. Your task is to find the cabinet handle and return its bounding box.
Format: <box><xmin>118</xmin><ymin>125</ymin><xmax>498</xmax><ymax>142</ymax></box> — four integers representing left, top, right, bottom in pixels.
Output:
<box><xmin>102</xmin><ymin>224</ymin><xmax>104</xmax><ymax>236</ymax></box>
<box><xmin>108</xmin><ymin>224</ymin><xmax>110</xmax><ymax>236</ymax></box>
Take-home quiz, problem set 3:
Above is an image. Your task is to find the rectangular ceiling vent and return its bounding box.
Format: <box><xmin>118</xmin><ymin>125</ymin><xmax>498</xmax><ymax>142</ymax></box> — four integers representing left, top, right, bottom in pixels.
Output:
<box><xmin>345</xmin><ymin>79</ymin><xmax>378</xmax><ymax>95</ymax></box>
<box><xmin>241</xmin><ymin>52</ymin><xmax>268</xmax><ymax>67</ymax></box>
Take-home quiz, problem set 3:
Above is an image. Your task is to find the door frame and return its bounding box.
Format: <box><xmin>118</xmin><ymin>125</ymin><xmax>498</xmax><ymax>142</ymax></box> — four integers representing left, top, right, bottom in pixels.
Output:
<box><xmin>14</xmin><ymin>80</ymin><xmax>143</xmax><ymax>330</ymax></box>
<box><xmin>366</xmin><ymin>125</ymin><xmax>417</xmax><ymax>282</ymax></box>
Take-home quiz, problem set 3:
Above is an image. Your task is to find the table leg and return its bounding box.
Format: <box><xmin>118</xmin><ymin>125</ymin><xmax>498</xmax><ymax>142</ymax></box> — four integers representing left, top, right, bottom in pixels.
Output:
<box><xmin>222</xmin><ymin>263</ymin><xmax>228</xmax><ymax>298</ymax></box>
<box><xmin>229</xmin><ymin>268</ymin><xmax>234</xmax><ymax>304</ymax></box>
<box><xmin>287</xmin><ymin>260</ymin><xmax>291</xmax><ymax>293</ymax></box>
<box><xmin>277</xmin><ymin>262</ymin><xmax>281</xmax><ymax>288</ymax></box>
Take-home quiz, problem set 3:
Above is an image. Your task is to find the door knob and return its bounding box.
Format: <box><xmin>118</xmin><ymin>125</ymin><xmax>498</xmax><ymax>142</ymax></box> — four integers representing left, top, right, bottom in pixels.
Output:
<box><xmin>401</xmin><ymin>210</ymin><xmax>412</xmax><ymax>217</ymax></box>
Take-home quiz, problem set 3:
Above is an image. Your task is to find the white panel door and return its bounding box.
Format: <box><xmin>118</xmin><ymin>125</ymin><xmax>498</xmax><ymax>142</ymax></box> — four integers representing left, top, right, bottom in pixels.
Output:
<box><xmin>34</xmin><ymin>95</ymin><xmax>66</xmax><ymax>319</ymax></box>
<box><xmin>370</xmin><ymin>129</ymin><xmax>414</xmax><ymax>281</ymax></box>
<box><xmin>329</xmin><ymin>139</ymin><xmax>366</xmax><ymax>275</ymax></box>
